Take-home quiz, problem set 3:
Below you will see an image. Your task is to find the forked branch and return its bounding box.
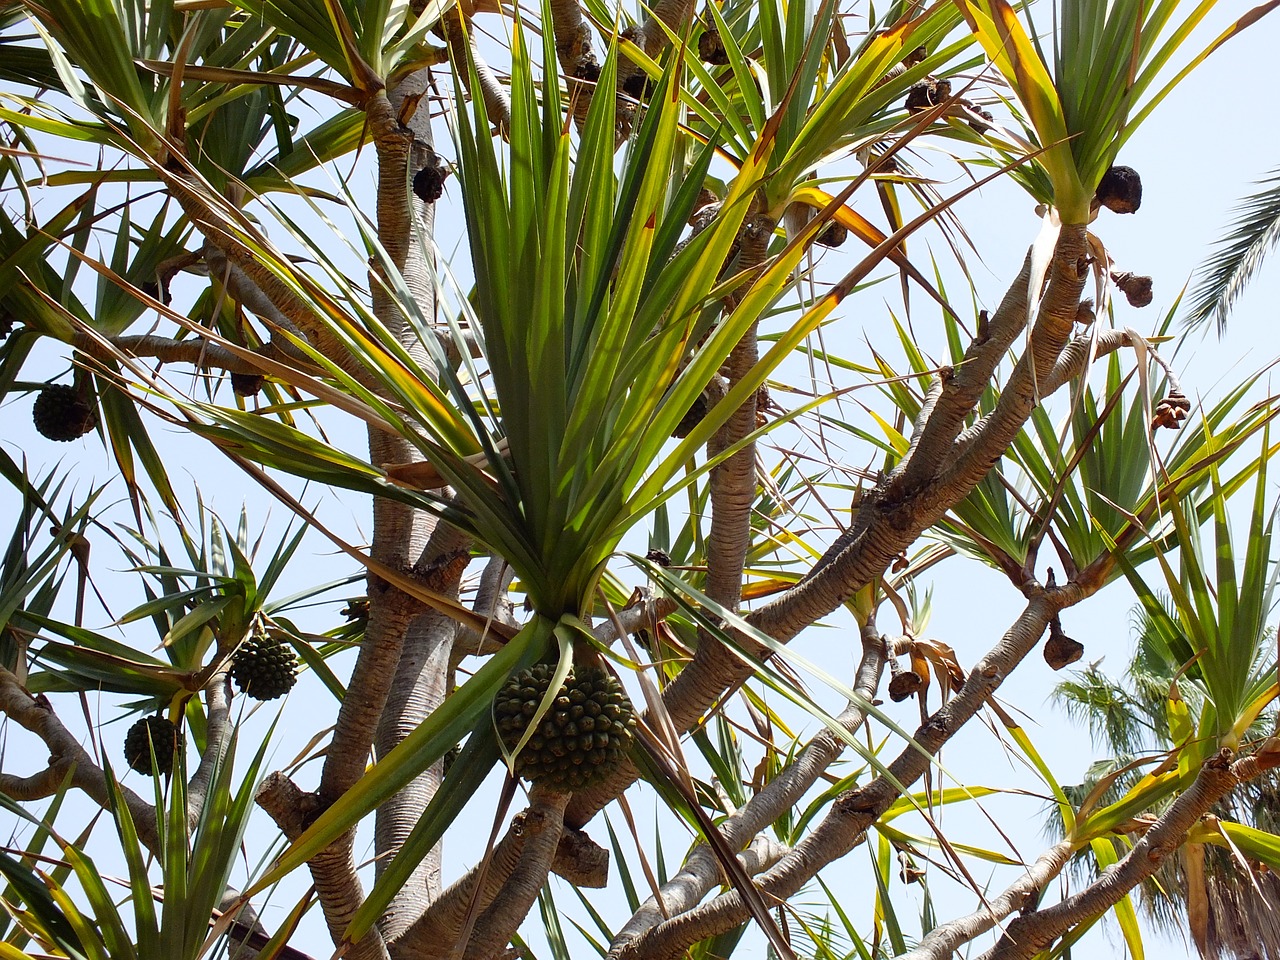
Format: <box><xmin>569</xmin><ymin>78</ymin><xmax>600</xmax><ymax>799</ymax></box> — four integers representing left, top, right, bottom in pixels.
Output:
<box><xmin>566</xmin><ymin>225</ymin><xmax>1092</xmax><ymax>831</ymax></box>
<box><xmin>979</xmin><ymin>742</ymin><xmax>1280</xmax><ymax>960</ymax></box>
<box><xmin>609</xmin><ymin>620</ymin><xmax>892</xmax><ymax>953</ymax></box>
<box><xmin>613</xmin><ymin>581</ymin><xmax>1093</xmax><ymax>960</ymax></box>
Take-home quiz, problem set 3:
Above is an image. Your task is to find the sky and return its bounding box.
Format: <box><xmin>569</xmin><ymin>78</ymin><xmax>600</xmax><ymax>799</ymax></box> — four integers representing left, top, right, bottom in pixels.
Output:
<box><xmin>1</xmin><ymin>4</ymin><xmax>1279</xmax><ymax>960</ymax></box>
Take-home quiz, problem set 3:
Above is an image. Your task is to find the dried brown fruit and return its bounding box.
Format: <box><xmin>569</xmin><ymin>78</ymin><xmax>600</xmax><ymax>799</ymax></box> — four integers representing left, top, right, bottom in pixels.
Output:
<box><xmin>1043</xmin><ymin>617</ymin><xmax>1084</xmax><ymax>671</ymax></box>
<box><xmin>1152</xmin><ymin>391</ymin><xmax>1191</xmax><ymax>431</ymax></box>
<box><xmin>342</xmin><ymin>597</ymin><xmax>370</xmax><ymax>620</ymax></box>
<box><xmin>413</xmin><ymin>159</ymin><xmax>449</xmax><ymax>204</ymax></box>
<box><xmin>1095</xmin><ymin>165</ymin><xmax>1142</xmax><ymax>214</ymax></box>
<box><xmin>231</xmin><ymin>372</ymin><xmax>265</xmax><ymax>397</ymax></box>
<box><xmin>572</xmin><ymin>56</ymin><xmax>601</xmax><ymax>84</ymax></box>
<box><xmin>888</xmin><ymin>668</ymin><xmax>925</xmax><ymax>701</ymax></box>
<box><xmin>904</xmin><ymin>45</ymin><xmax>929</xmax><ymax>67</ymax></box>
<box><xmin>905</xmin><ymin>77</ymin><xmax>952</xmax><ymax>113</ymax></box>
<box><xmin>1112</xmin><ymin>272</ymin><xmax>1153</xmax><ymax>308</ymax></box>
<box><xmin>698</xmin><ymin>27</ymin><xmax>729</xmax><ymax>65</ymax></box>
<box><xmin>621</xmin><ymin>71</ymin><xmax>651</xmax><ymax>100</ymax></box>
<box><xmin>816</xmin><ymin>221</ymin><xmax>848</xmax><ymax>248</ymax></box>
<box><xmin>901</xmin><ymin>862</ymin><xmax>926</xmax><ymax>884</ymax></box>
<box><xmin>968</xmin><ymin>106</ymin><xmax>995</xmax><ymax>134</ymax></box>
<box><xmin>905</xmin><ymin>81</ymin><xmax>935</xmax><ymax>112</ymax></box>
<box><xmin>673</xmin><ymin>389</ymin><xmax>710</xmax><ymax>438</ymax></box>
<box><xmin>1075</xmin><ymin>298</ymin><xmax>1096</xmax><ymax>325</ymax></box>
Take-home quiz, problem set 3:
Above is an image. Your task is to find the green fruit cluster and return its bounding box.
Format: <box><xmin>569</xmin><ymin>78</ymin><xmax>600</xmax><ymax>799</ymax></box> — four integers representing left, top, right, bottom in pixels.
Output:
<box><xmin>494</xmin><ymin>664</ymin><xmax>636</xmax><ymax>791</ymax></box>
<box><xmin>33</xmin><ymin>384</ymin><xmax>97</xmax><ymax>441</ymax></box>
<box><xmin>123</xmin><ymin>716</ymin><xmax>181</xmax><ymax>776</ymax></box>
<box><xmin>231</xmin><ymin>629</ymin><xmax>298</xmax><ymax>700</ymax></box>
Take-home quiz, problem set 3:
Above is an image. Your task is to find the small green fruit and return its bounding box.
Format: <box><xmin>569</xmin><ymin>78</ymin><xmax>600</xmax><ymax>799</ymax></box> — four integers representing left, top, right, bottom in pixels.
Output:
<box><xmin>33</xmin><ymin>384</ymin><xmax>97</xmax><ymax>441</ymax></box>
<box><xmin>231</xmin><ymin>628</ymin><xmax>299</xmax><ymax>701</ymax></box>
<box><xmin>494</xmin><ymin>664</ymin><xmax>637</xmax><ymax>791</ymax></box>
<box><xmin>124</xmin><ymin>716</ymin><xmax>181</xmax><ymax>776</ymax></box>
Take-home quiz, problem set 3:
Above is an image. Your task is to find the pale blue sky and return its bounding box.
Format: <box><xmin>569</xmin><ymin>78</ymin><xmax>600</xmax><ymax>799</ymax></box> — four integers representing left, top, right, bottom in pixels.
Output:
<box><xmin>1</xmin><ymin>5</ymin><xmax>1278</xmax><ymax>959</ymax></box>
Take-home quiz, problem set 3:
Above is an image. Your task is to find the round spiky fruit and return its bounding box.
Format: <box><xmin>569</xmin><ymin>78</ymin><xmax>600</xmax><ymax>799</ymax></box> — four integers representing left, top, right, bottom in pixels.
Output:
<box><xmin>231</xmin><ymin>629</ymin><xmax>298</xmax><ymax>701</ymax></box>
<box><xmin>494</xmin><ymin>664</ymin><xmax>637</xmax><ymax>791</ymax></box>
<box><xmin>32</xmin><ymin>384</ymin><xmax>97</xmax><ymax>441</ymax></box>
<box><xmin>124</xmin><ymin>716</ymin><xmax>181</xmax><ymax>776</ymax></box>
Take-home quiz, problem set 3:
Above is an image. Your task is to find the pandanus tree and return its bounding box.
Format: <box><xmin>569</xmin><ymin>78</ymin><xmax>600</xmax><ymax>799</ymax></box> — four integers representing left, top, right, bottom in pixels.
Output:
<box><xmin>0</xmin><ymin>1</ymin><xmax>1279</xmax><ymax>959</ymax></box>
<box><xmin>1052</xmin><ymin>476</ymin><xmax>1280</xmax><ymax>960</ymax></box>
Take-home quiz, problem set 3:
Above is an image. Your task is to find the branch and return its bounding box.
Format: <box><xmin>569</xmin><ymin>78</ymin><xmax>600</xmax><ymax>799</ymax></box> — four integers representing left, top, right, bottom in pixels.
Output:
<box><xmin>319</xmin><ymin>87</ymin><xmax>462</xmax><ymax>810</ymax></box>
<box><xmin>566</xmin><ymin>227</ymin><xmax>1092</xmax><ymax>830</ymax></box>
<box><xmin>547</xmin><ymin>0</ymin><xmax>596</xmax><ymax>77</ymax></box>
<box><xmin>443</xmin><ymin>13</ymin><xmax>511</xmax><ymax>134</ymax></box>
<box><xmin>614</xmin><ymin>582</ymin><xmax>1093</xmax><ymax>960</ymax></box>
<box><xmin>937</xmin><ymin>225</ymin><xmax>1090</xmax><ymax>495</ymax></box>
<box><xmin>391</xmin><ymin>787</ymin><xmax>566</xmax><ymax>958</ymax></box>
<box><xmin>321</xmin><ymin>532</ymin><xmax>469</xmax><ymax>807</ymax></box>
<box><xmin>374</xmin><ymin>609</ymin><xmax>457</xmax><ymax>940</ymax></box>
<box><xmin>979</xmin><ymin>742</ymin><xmax>1280</xmax><ymax>960</ymax></box>
<box><xmin>461</xmin><ymin>785</ymin><xmax>571</xmax><ymax>960</ymax></box>
<box><xmin>950</xmin><ymin>325</ymin><xmax>1158</xmax><ymax>472</ymax></box>
<box><xmin>550</xmin><ymin>825</ymin><xmax>612</xmax><ymax>887</ymax></box>
<box><xmin>188</xmin><ymin>673</ymin><xmax>232</xmax><ymax>825</ymax></box>
<box><xmin>0</xmin><ymin>664</ymin><xmax>161</xmax><ymax>854</ymax></box>
<box><xmin>259</xmin><ymin>515</ymin><xmax>465</xmax><ymax>958</ymax></box>
<box><xmin>902</xmin><ymin>840</ymin><xmax>1074</xmax><ymax>960</ymax></box>
<box><xmin>451</xmin><ymin>556</ymin><xmax>519</xmax><ymax>667</ymax></box>
<box><xmin>609</xmin><ymin>620</ymin><xmax>889</xmax><ymax>952</ymax></box>
<box><xmin>159</xmin><ymin>170</ymin><xmax>372</xmax><ymax>387</ymax></box>
<box><xmin>0</xmin><ymin>764</ymin><xmax>67</xmax><ymax>801</ymax></box>
<box><xmin>288</xmin><ymin>75</ymin><xmax>455</xmax><ymax>954</ymax></box>
<box><xmin>256</xmin><ymin>775</ymin><xmax>390</xmax><ymax>960</ymax></box>
<box><xmin>705</xmin><ymin>215</ymin><xmax>771</xmax><ymax>612</ymax></box>
<box><xmin>889</xmin><ymin>253</ymin><xmax>1033</xmax><ymax>493</ymax></box>
<box><xmin>619</xmin><ymin>0</ymin><xmax>696</xmax><ymax>70</ymax></box>
<box><xmin>687</xmin><ymin>212</ymin><xmax>773</xmax><ymax>704</ymax></box>
<box><xmin>71</xmin><ymin>332</ymin><xmax>264</xmax><ymax>375</ymax></box>
<box><xmin>219</xmin><ymin>888</ymin><xmax>278</xmax><ymax>960</ymax></box>
<box><xmin>456</xmin><ymin>585</ymin><xmax>673</xmax><ymax>669</ymax></box>
<box><xmin>545</xmin><ymin>0</ymin><xmax>598</xmax><ymax>128</ymax></box>
<box><xmin>201</xmin><ymin>241</ymin><xmax>314</xmax><ymax>365</ymax></box>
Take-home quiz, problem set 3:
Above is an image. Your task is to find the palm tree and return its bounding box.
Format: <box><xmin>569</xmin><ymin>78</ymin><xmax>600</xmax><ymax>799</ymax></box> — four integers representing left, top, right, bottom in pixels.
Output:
<box><xmin>0</xmin><ymin>2</ymin><xmax>1278</xmax><ymax>960</ymax></box>
<box><xmin>1185</xmin><ymin>166</ymin><xmax>1280</xmax><ymax>334</ymax></box>
<box><xmin>1053</xmin><ymin>466</ymin><xmax>1280</xmax><ymax>960</ymax></box>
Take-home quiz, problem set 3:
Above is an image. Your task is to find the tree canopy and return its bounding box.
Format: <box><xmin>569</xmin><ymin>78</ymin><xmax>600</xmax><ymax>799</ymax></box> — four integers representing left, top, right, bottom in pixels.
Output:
<box><xmin>0</xmin><ymin>2</ymin><xmax>1278</xmax><ymax>959</ymax></box>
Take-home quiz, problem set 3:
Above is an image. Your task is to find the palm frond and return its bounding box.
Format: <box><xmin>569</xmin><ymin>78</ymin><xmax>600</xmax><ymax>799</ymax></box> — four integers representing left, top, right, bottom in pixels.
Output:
<box><xmin>1184</xmin><ymin>167</ymin><xmax>1280</xmax><ymax>334</ymax></box>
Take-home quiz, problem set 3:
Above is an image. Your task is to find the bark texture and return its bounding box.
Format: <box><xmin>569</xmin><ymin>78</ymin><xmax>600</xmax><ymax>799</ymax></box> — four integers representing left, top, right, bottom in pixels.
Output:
<box><xmin>612</xmin><ymin>580</ymin><xmax>1092</xmax><ymax>960</ymax></box>
<box><xmin>0</xmin><ymin>664</ymin><xmax>161</xmax><ymax>854</ymax></box>
<box><xmin>567</xmin><ymin>225</ymin><xmax>1091</xmax><ymax>831</ymax></box>
<box><xmin>979</xmin><ymin>744</ymin><xmax>1280</xmax><ymax>960</ymax></box>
